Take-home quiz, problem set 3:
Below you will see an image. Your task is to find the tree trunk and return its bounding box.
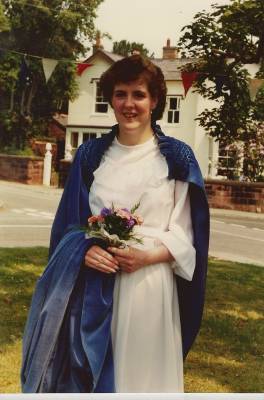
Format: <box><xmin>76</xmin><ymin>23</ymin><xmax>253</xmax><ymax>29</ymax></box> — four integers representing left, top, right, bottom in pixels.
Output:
<box><xmin>9</xmin><ymin>86</ymin><xmax>15</xmax><ymax>112</ymax></box>
<box><xmin>26</xmin><ymin>76</ymin><xmax>38</xmax><ymax>115</ymax></box>
<box><xmin>20</xmin><ymin>89</ymin><xmax>26</xmax><ymax>115</ymax></box>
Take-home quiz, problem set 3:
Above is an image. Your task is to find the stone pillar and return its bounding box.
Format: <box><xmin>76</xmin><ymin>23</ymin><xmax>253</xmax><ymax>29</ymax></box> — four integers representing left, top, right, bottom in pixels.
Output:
<box><xmin>43</xmin><ymin>143</ymin><xmax>52</xmax><ymax>186</ymax></box>
<box><xmin>65</xmin><ymin>144</ymin><xmax>73</xmax><ymax>161</ymax></box>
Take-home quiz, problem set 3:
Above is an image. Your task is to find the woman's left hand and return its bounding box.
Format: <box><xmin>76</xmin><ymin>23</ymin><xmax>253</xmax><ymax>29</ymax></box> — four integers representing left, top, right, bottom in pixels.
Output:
<box><xmin>107</xmin><ymin>246</ymin><xmax>149</xmax><ymax>273</ymax></box>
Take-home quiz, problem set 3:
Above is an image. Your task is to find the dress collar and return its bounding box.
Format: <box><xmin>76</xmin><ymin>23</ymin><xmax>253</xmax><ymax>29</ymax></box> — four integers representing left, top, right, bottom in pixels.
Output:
<box><xmin>85</xmin><ymin>123</ymin><xmax>189</xmax><ymax>183</ymax></box>
<box><xmin>100</xmin><ymin>123</ymin><xmax>165</xmax><ymax>151</ymax></box>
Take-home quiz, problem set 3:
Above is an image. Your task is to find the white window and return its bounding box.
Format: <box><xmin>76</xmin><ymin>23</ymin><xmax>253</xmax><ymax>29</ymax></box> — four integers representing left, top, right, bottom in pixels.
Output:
<box><xmin>217</xmin><ymin>142</ymin><xmax>242</xmax><ymax>179</ymax></box>
<box><xmin>167</xmin><ymin>96</ymin><xmax>181</xmax><ymax>124</ymax></box>
<box><xmin>83</xmin><ymin>132</ymin><xmax>97</xmax><ymax>143</ymax></box>
<box><xmin>70</xmin><ymin>131</ymin><xmax>79</xmax><ymax>148</ymax></box>
<box><xmin>95</xmin><ymin>82</ymin><xmax>108</xmax><ymax>113</ymax></box>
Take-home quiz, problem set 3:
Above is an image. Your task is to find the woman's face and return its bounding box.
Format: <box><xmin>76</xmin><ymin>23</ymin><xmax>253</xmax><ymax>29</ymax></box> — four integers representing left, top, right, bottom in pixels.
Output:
<box><xmin>111</xmin><ymin>78</ymin><xmax>157</xmax><ymax>134</ymax></box>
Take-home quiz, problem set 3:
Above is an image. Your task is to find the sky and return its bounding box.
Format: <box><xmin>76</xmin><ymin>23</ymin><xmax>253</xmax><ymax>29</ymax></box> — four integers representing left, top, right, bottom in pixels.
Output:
<box><xmin>95</xmin><ymin>0</ymin><xmax>231</xmax><ymax>58</ymax></box>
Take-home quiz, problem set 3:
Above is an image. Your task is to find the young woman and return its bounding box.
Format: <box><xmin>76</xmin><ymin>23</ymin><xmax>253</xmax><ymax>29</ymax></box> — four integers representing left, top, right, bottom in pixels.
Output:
<box><xmin>21</xmin><ymin>55</ymin><xmax>209</xmax><ymax>393</ymax></box>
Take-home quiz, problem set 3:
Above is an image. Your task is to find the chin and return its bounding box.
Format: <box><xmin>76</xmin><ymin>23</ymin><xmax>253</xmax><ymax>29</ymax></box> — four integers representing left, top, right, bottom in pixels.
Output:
<box><xmin>120</xmin><ymin>122</ymin><xmax>141</xmax><ymax>132</ymax></box>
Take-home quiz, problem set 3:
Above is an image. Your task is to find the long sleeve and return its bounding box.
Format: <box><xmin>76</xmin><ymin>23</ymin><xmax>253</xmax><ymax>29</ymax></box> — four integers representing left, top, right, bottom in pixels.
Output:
<box><xmin>158</xmin><ymin>181</ymin><xmax>196</xmax><ymax>281</ymax></box>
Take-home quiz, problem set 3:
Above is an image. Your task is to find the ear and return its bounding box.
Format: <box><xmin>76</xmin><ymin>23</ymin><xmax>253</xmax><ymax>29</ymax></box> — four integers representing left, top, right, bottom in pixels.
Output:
<box><xmin>151</xmin><ymin>97</ymin><xmax>158</xmax><ymax>110</ymax></box>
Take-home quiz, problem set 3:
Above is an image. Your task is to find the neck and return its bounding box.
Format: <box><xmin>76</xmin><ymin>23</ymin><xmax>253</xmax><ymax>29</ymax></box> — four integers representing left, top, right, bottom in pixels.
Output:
<box><xmin>117</xmin><ymin>123</ymin><xmax>154</xmax><ymax>146</ymax></box>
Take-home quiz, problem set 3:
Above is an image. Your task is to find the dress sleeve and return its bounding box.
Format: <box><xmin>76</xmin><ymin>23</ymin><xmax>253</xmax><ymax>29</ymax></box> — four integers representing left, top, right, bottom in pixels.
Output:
<box><xmin>158</xmin><ymin>180</ymin><xmax>196</xmax><ymax>281</ymax></box>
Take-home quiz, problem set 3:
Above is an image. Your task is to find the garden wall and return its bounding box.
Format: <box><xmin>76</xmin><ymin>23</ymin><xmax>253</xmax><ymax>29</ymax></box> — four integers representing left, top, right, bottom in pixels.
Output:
<box><xmin>58</xmin><ymin>159</ymin><xmax>71</xmax><ymax>188</ymax></box>
<box><xmin>205</xmin><ymin>179</ymin><xmax>264</xmax><ymax>213</ymax></box>
<box><xmin>58</xmin><ymin>160</ymin><xmax>264</xmax><ymax>213</ymax></box>
<box><xmin>1</xmin><ymin>155</ymin><xmax>263</xmax><ymax>214</ymax></box>
<box><xmin>0</xmin><ymin>154</ymin><xmax>44</xmax><ymax>185</ymax></box>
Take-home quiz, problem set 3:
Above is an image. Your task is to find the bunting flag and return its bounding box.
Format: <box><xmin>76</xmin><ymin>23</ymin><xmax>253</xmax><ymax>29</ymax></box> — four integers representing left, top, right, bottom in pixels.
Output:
<box><xmin>248</xmin><ymin>78</ymin><xmax>264</xmax><ymax>101</ymax></box>
<box><xmin>1</xmin><ymin>45</ymin><xmax>262</xmax><ymax>98</ymax></box>
<box><xmin>19</xmin><ymin>57</ymin><xmax>32</xmax><ymax>86</ymax></box>
<box><xmin>215</xmin><ymin>75</ymin><xmax>227</xmax><ymax>96</ymax></box>
<box><xmin>42</xmin><ymin>58</ymin><xmax>58</xmax><ymax>82</ymax></box>
<box><xmin>76</xmin><ymin>63</ymin><xmax>93</xmax><ymax>76</ymax></box>
<box><xmin>181</xmin><ymin>71</ymin><xmax>198</xmax><ymax>96</ymax></box>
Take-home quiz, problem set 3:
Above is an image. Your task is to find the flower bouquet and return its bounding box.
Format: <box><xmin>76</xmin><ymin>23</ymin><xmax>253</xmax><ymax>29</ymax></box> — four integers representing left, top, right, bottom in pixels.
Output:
<box><xmin>85</xmin><ymin>203</ymin><xmax>143</xmax><ymax>248</ymax></box>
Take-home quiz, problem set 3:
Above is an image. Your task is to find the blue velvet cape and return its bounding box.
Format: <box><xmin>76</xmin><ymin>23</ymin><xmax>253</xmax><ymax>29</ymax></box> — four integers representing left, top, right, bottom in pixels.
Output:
<box><xmin>21</xmin><ymin>124</ymin><xmax>210</xmax><ymax>393</ymax></box>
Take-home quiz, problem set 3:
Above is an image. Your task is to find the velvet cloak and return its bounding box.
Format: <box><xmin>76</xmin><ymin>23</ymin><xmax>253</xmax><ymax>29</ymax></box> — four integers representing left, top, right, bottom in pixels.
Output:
<box><xmin>21</xmin><ymin>124</ymin><xmax>210</xmax><ymax>393</ymax></box>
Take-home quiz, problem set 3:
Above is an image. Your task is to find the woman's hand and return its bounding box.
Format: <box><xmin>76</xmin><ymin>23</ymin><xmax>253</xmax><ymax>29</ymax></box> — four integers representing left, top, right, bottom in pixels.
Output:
<box><xmin>84</xmin><ymin>245</ymin><xmax>119</xmax><ymax>274</ymax></box>
<box><xmin>107</xmin><ymin>246</ymin><xmax>149</xmax><ymax>273</ymax></box>
<box><xmin>108</xmin><ymin>244</ymin><xmax>174</xmax><ymax>274</ymax></box>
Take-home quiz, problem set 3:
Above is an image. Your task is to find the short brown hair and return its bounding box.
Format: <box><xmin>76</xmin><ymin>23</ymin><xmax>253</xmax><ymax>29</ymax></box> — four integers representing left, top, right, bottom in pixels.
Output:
<box><xmin>99</xmin><ymin>54</ymin><xmax>167</xmax><ymax>122</ymax></box>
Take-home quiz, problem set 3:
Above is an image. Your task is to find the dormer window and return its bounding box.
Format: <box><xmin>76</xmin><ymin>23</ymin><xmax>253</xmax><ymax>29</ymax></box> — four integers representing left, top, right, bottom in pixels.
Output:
<box><xmin>95</xmin><ymin>81</ymin><xmax>108</xmax><ymax>113</ymax></box>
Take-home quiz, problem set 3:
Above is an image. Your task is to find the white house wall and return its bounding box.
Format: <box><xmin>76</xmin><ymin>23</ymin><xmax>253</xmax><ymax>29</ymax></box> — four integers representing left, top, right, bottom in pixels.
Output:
<box><xmin>67</xmin><ymin>54</ymin><xmax>215</xmax><ymax>177</ymax></box>
<box><xmin>159</xmin><ymin>81</ymin><xmax>212</xmax><ymax>176</ymax></box>
<box><xmin>159</xmin><ymin>80</ymin><xmax>197</xmax><ymax>148</ymax></box>
<box><xmin>68</xmin><ymin>54</ymin><xmax>116</xmax><ymax>127</ymax></box>
<box><xmin>193</xmin><ymin>94</ymin><xmax>219</xmax><ymax>177</ymax></box>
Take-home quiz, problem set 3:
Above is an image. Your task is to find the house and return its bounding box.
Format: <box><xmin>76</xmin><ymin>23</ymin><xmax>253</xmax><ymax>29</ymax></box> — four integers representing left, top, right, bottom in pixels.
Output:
<box><xmin>66</xmin><ymin>39</ymin><xmax>219</xmax><ymax>177</ymax></box>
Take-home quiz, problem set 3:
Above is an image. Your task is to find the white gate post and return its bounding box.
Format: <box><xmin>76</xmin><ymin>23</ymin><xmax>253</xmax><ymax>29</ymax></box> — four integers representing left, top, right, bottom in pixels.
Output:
<box><xmin>43</xmin><ymin>143</ymin><xmax>52</xmax><ymax>186</ymax></box>
<box><xmin>65</xmin><ymin>144</ymin><xmax>73</xmax><ymax>161</ymax></box>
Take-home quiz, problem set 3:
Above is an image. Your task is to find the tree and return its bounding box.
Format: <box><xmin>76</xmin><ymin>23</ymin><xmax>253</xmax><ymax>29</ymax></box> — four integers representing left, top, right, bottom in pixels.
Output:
<box><xmin>0</xmin><ymin>0</ymin><xmax>104</xmax><ymax>149</ymax></box>
<box><xmin>113</xmin><ymin>40</ymin><xmax>149</xmax><ymax>57</ymax></box>
<box><xmin>0</xmin><ymin>0</ymin><xmax>9</xmax><ymax>32</ymax></box>
<box><xmin>178</xmin><ymin>0</ymin><xmax>264</xmax><ymax>181</ymax></box>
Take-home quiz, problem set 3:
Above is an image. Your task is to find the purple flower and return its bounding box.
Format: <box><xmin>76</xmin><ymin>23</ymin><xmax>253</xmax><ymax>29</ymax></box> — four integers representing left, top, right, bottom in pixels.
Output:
<box><xmin>100</xmin><ymin>207</ymin><xmax>112</xmax><ymax>217</ymax></box>
<box><xmin>126</xmin><ymin>218</ymin><xmax>135</xmax><ymax>228</ymax></box>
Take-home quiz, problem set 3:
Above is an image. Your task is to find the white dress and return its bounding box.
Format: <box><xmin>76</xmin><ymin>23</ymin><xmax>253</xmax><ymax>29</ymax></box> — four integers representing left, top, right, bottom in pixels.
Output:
<box><xmin>89</xmin><ymin>136</ymin><xmax>196</xmax><ymax>393</ymax></box>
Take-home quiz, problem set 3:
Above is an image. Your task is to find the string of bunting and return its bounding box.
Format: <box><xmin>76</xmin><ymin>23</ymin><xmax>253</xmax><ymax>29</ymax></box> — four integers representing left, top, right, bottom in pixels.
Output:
<box><xmin>0</xmin><ymin>46</ymin><xmax>93</xmax><ymax>84</ymax></box>
<box><xmin>0</xmin><ymin>46</ymin><xmax>263</xmax><ymax>99</ymax></box>
<box><xmin>181</xmin><ymin>71</ymin><xmax>264</xmax><ymax>100</ymax></box>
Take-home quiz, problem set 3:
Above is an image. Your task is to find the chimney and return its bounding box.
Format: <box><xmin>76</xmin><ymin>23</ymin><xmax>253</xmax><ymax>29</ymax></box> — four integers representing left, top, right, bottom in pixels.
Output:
<box><xmin>162</xmin><ymin>38</ymin><xmax>178</xmax><ymax>59</ymax></box>
<box><xmin>93</xmin><ymin>31</ymin><xmax>104</xmax><ymax>54</ymax></box>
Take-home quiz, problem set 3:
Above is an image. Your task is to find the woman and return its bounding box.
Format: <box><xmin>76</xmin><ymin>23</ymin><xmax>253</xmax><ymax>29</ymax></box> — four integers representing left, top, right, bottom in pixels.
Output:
<box><xmin>21</xmin><ymin>55</ymin><xmax>209</xmax><ymax>393</ymax></box>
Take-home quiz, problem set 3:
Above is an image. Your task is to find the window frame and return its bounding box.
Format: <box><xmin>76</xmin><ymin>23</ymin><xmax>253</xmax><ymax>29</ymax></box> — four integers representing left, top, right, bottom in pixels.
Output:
<box><xmin>166</xmin><ymin>95</ymin><xmax>181</xmax><ymax>124</ymax></box>
<box><xmin>82</xmin><ymin>132</ymin><xmax>97</xmax><ymax>143</ymax></box>
<box><xmin>94</xmin><ymin>80</ymin><xmax>109</xmax><ymax>114</ymax></box>
<box><xmin>70</xmin><ymin>131</ymin><xmax>79</xmax><ymax>149</ymax></box>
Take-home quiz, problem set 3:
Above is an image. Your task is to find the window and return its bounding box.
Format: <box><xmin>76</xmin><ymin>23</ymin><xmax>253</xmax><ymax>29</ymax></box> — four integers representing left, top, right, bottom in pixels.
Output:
<box><xmin>83</xmin><ymin>132</ymin><xmax>97</xmax><ymax>142</ymax></box>
<box><xmin>95</xmin><ymin>82</ymin><xmax>108</xmax><ymax>113</ymax></box>
<box><xmin>217</xmin><ymin>142</ymin><xmax>242</xmax><ymax>179</ymax></box>
<box><xmin>167</xmin><ymin>96</ymin><xmax>181</xmax><ymax>124</ymax></box>
<box><xmin>71</xmin><ymin>131</ymin><xmax>79</xmax><ymax>148</ymax></box>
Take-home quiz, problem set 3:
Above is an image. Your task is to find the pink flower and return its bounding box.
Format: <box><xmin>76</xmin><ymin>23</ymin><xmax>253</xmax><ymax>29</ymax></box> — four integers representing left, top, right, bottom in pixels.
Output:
<box><xmin>88</xmin><ymin>215</ymin><xmax>104</xmax><ymax>223</ymax></box>
<box><xmin>116</xmin><ymin>208</ymin><xmax>131</xmax><ymax>220</ymax></box>
<box><xmin>133</xmin><ymin>214</ymin><xmax>143</xmax><ymax>225</ymax></box>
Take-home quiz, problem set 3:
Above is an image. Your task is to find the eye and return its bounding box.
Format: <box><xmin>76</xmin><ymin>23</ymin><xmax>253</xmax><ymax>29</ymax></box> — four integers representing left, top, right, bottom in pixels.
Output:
<box><xmin>113</xmin><ymin>91</ymin><xmax>126</xmax><ymax>98</ymax></box>
<box><xmin>134</xmin><ymin>91</ymin><xmax>146</xmax><ymax>99</ymax></box>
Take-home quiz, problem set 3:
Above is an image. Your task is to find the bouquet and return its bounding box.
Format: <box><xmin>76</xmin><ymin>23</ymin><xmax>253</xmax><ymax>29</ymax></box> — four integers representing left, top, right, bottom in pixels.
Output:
<box><xmin>85</xmin><ymin>202</ymin><xmax>143</xmax><ymax>248</ymax></box>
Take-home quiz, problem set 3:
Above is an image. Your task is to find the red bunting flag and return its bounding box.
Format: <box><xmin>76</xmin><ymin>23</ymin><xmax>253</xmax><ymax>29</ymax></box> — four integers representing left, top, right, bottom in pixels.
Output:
<box><xmin>181</xmin><ymin>71</ymin><xmax>198</xmax><ymax>96</ymax></box>
<box><xmin>76</xmin><ymin>63</ymin><xmax>93</xmax><ymax>76</ymax></box>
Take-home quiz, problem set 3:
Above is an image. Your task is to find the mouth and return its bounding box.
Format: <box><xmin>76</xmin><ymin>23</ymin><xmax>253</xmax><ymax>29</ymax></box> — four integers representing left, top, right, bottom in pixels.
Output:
<box><xmin>123</xmin><ymin>113</ymin><xmax>137</xmax><ymax>119</ymax></box>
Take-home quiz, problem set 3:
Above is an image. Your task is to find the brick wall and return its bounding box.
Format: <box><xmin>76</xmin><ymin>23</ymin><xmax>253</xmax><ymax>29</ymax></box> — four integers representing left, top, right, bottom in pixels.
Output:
<box><xmin>31</xmin><ymin>140</ymin><xmax>57</xmax><ymax>160</ymax></box>
<box><xmin>58</xmin><ymin>162</ymin><xmax>264</xmax><ymax>214</ymax></box>
<box><xmin>0</xmin><ymin>154</ymin><xmax>44</xmax><ymax>185</ymax></box>
<box><xmin>205</xmin><ymin>179</ymin><xmax>264</xmax><ymax>213</ymax></box>
<box><xmin>58</xmin><ymin>159</ymin><xmax>71</xmax><ymax>188</ymax></box>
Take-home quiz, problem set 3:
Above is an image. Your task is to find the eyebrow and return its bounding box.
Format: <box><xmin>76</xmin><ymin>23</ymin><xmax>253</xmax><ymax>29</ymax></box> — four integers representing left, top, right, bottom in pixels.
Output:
<box><xmin>113</xmin><ymin>88</ymin><xmax>147</xmax><ymax>94</ymax></box>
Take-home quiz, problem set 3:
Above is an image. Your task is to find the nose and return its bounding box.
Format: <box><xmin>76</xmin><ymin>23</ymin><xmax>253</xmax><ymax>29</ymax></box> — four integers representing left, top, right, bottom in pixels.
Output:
<box><xmin>123</xmin><ymin>95</ymin><xmax>134</xmax><ymax>108</ymax></box>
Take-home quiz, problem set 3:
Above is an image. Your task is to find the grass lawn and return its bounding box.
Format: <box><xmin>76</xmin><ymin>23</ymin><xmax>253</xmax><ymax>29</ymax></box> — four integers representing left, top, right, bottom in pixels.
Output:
<box><xmin>0</xmin><ymin>248</ymin><xmax>263</xmax><ymax>393</ymax></box>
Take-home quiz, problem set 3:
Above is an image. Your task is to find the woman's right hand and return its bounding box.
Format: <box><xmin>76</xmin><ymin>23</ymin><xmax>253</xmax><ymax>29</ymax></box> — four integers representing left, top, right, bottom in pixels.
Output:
<box><xmin>84</xmin><ymin>245</ymin><xmax>119</xmax><ymax>274</ymax></box>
